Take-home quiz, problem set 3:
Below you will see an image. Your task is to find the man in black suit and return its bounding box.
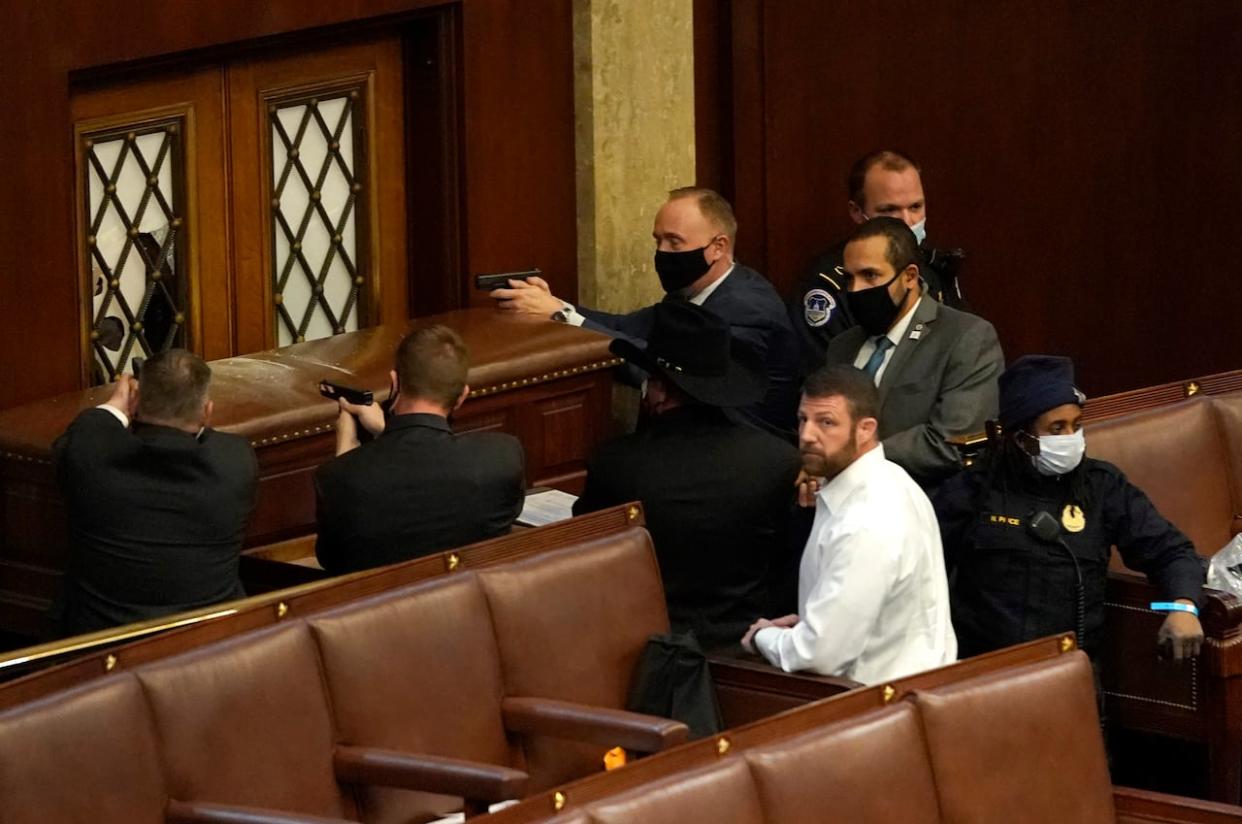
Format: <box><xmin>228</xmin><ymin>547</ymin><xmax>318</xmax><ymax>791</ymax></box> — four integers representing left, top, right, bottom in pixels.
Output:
<box><xmin>492</xmin><ymin>187</ymin><xmax>800</xmax><ymax>437</ymax></box>
<box><xmin>573</xmin><ymin>302</ymin><xmax>801</xmax><ymax>650</ymax></box>
<box><xmin>825</xmin><ymin>218</ymin><xmax>1002</xmax><ymax>489</ymax></box>
<box><xmin>314</xmin><ymin>324</ymin><xmax>524</xmax><ymax>574</ymax></box>
<box><xmin>54</xmin><ymin>349</ymin><xmax>257</xmax><ymax>636</ymax></box>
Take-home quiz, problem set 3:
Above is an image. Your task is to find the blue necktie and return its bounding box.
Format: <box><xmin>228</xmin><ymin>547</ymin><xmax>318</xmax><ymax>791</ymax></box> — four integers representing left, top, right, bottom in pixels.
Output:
<box><xmin>862</xmin><ymin>336</ymin><xmax>894</xmax><ymax>381</ymax></box>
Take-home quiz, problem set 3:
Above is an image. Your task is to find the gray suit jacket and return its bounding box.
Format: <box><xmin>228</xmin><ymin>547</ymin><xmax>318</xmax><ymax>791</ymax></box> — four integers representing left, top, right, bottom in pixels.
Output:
<box><xmin>826</xmin><ymin>292</ymin><xmax>1003</xmax><ymax>487</ymax></box>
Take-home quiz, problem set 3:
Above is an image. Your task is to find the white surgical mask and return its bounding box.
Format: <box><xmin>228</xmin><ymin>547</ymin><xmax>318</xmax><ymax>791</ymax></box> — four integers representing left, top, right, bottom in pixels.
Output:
<box><xmin>909</xmin><ymin>218</ymin><xmax>927</xmax><ymax>245</ymax></box>
<box><xmin>1032</xmin><ymin>429</ymin><xmax>1085</xmax><ymax>476</ymax></box>
<box><xmin>862</xmin><ymin>214</ymin><xmax>927</xmax><ymax>245</ymax></box>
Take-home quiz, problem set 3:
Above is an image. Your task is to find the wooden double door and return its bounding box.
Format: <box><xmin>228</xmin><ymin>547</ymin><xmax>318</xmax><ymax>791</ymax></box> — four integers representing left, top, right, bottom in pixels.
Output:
<box><xmin>71</xmin><ymin>34</ymin><xmax>416</xmax><ymax>384</ymax></box>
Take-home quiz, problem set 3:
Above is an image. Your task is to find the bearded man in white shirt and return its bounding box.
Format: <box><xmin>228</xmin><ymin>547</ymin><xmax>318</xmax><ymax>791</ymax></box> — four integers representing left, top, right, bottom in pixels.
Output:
<box><xmin>741</xmin><ymin>364</ymin><xmax>956</xmax><ymax>684</ymax></box>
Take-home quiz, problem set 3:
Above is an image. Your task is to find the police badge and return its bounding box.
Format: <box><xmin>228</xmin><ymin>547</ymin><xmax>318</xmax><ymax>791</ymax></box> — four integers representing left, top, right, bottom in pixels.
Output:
<box><xmin>803</xmin><ymin>288</ymin><xmax>836</xmax><ymax>328</ymax></box>
<box><xmin>1062</xmin><ymin>504</ymin><xmax>1086</xmax><ymax>533</ymax></box>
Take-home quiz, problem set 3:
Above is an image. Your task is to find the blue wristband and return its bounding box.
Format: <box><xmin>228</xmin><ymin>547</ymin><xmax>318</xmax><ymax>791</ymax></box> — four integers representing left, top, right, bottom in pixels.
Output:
<box><xmin>1150</xmin><ymin>601</ymin><xmax>1199</xmax><ymax>617</ymax></box>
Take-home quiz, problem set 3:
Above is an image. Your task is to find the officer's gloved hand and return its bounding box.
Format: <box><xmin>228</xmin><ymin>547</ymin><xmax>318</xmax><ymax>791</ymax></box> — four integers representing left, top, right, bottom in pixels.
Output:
<box><xmin>1157</xmin><ymin>608</ymin><xmax>1204</xmax><ymax>660</ymax></box>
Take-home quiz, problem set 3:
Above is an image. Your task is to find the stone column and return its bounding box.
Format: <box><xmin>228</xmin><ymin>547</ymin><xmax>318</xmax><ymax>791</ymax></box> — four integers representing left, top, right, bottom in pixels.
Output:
<box><xmin>573</xmin><ymin>0</ymin><xmax>696</xmax><ymax>311</ymax></box>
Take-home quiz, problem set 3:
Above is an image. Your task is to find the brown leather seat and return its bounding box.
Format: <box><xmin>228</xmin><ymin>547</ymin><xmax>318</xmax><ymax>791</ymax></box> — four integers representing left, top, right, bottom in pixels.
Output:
<box><xmin>913</xmin><ymin>653</ymin><xmax>1115</xmax><ymax>824</ymax></box>
<box><xmin>583</xmin><ymin>760</ymin><xmax>764</xmax><ymax>824</ymax></box>
<box><xmin>469</xmin><ymin>647</ymin><xmax>1230</xmax><ymax>824</ymax></box>
<box><xmin>746</xmin><ymin>704</ymin><xmax>941</xmax><ymax>824</ymax></box>
<box><xmin>0</xmin><ymin>674</ymin><xmax>167</xmax><ymax>824</ymax></box>
<box><xmin>137</xmin><ymin>623</ymin><xmax>357</xmax><ymax>820</ymax></box>
<box><xmin>0</xmin><ymin>524</ymin><xmax>692</xmax><ymax>824</ymax></box>
<box><xmin>1087</xmin><ymin>398</ymin><xmax>1234</xmax><ymax>557</ymax></box>
<box><xmin>310</xmin><ymin>576</ymin><xmax>520</xmax><ymax>824</ymax></box>
<box><xmin>1212</xmin><ymin>392</ymin><xmax>1242</xmax><ymax>538</ymax></box>
<box><xmin>478</xmin><ymin>531</ymin><xmax>671</xmax><ymax>789</ymax></box>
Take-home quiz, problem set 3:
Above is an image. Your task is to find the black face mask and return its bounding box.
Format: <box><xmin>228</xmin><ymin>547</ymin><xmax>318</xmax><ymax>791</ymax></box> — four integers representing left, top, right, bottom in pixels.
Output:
<box><xmin>846</xmin><ymin>270</ymin><xmax>910</xmax><ymax>336</ymax></box>
<box><xmin>654</xmin><ymin>247</ymin><xmax>713</xmax><ymax>294</ymax></box>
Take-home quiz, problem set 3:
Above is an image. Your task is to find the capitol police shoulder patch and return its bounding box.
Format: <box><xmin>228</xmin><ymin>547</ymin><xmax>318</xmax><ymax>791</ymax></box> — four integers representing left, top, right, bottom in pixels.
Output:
<box><xmin>802</xmin><ymin>288</ymin><xmax>836</xmax><ymax>328</ymax></box>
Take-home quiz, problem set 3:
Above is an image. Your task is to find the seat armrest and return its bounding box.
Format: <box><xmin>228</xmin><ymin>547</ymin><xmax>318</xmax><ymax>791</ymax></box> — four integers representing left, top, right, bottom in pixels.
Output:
<box><xmin>1106</xmin><ymin>574</ymin><xmax>1242</xmax><ymax>638</ymax></box>
<box><xmin>501</xmin><ymin>696</ymin><xmax>689</xmax><ymax>753</ymax></box>
<box><xmin>165</xmin><ymin>800</ymin><xmax>355</xmax><ymax>824</ymax></box>
<box><xmin>333</xmin><ymin>745</ymin><xmax>528</xmax><ymax>802</ymax></box>
<box><xmin>1114</xmin><ymin>786</ymin><xmax>1242</xmax><ymax>822</ymax></box>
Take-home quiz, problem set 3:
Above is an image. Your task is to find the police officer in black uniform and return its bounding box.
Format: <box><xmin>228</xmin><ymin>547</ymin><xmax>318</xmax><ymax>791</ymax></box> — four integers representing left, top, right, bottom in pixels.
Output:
<box><xmin>933</xmin><ymin>355</ymin><xmax>1204</xmax><ymax>661</ymax></box>
<box><xmin>789</xmin><ymin>149</ymin><xmax>966</xmax><ymax>377</ymax></box>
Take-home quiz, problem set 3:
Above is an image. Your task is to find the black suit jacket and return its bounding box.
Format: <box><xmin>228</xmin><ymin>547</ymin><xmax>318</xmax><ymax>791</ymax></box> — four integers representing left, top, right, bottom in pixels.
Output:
<box><xmin>54</xmin><ymin>408</ymin><xmax>257</xmax><ymax>635</ymax></box>
<box><xmin>573</xmin><ymin>405</ymin><xmax>801</xmax><ymax>649</ymax></box>
<box><xmin>826</xmin><ymin>293</ymin><xmax>1003</xmax><ymax>488</ymax></box>
<box><xmin>579</xmin><ymin>264</ymin><xmax>800</xmax><ymax>436</ymax></box>
<box><xmin>314</xmin><ymin>413</ymin><xmax>525</xmax><ymax>574</ymax></box>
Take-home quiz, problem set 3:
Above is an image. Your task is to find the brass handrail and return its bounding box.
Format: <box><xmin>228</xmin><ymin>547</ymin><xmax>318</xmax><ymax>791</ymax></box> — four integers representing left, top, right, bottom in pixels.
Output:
<box><xmin>0</xmin><ymin>574</ymin><xmax>342</xmax><ymax>674</ymax></box>
<box><xmin>0</xmin><ymin>608</ymin><xmax>239</xmax><ymax>673</ymax></box>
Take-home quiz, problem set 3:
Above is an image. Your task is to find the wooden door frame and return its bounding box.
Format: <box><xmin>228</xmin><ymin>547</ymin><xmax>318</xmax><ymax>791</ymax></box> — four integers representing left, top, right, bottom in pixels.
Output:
<box><xmin>405</xmin><ymin>7</ymin><xmax>466</xmax><ymax>318</ymax></box>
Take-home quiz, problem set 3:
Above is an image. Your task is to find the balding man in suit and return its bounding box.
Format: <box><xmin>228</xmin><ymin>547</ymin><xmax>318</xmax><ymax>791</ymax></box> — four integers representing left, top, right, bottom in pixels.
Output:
<box><xmin>492</xmin><ymin>187</ymin><xmax>799</xmax><ymax>438</ymax></box>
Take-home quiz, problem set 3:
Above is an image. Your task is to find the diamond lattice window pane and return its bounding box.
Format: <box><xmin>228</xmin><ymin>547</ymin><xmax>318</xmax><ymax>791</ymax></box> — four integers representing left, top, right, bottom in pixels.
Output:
<box><xmin>82</xmin><ymin>122</ymin><xmax>188</xmax><ymax>384</ymax></box>
<box><xmin>270</xmin><ymin>89</ymin><xmax>366</xmax><ymax>348</ymax></box>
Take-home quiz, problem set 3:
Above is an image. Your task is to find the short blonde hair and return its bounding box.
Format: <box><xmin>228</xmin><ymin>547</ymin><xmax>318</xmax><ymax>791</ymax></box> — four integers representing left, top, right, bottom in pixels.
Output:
<box><xmin>667</xmin><ymin>186</ymin><xmax>738</xmax><ymax>243</ymax></box>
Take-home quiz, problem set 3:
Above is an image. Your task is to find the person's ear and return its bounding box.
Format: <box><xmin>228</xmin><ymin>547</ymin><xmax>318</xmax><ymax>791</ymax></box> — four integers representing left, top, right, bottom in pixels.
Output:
<box><xmin>857</xmin><ymin>416</ymin><xmax>879</xmax><ymax>442</ymax></box>
<box><xmin>202</xmin><ymin>399</ymin><xmax>214</xmax><ymax>428</ymax></box>
<box><xmin>902</xmin><ymin>262</ymin><xmax>920</xmax><ymax>287</ymax></box>
<box><xmin>453</xmin><ymin>384</ymin><xmax>470</xmax><ymax>412</ymax></box>
<box><xmin>847</xmin><ymin>201</ymin><xmax>867</xmax><ymax>224</ymax></box>
<box><xmin>389</xmin><ymin>370</ymin><xmax>400</xmax><ymax>403</ymax></box>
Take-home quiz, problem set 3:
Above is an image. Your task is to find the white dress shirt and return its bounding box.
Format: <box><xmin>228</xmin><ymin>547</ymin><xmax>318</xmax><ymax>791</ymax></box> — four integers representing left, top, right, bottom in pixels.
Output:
<box><xmin>754</xmin><ymin>444</ymin><xmax>956</xmax><ymax>684</ymax></box>
<box><xmin>852</xmin><ymin>297</ymin><xmax>922</xmax><ymax>385</ymax></box>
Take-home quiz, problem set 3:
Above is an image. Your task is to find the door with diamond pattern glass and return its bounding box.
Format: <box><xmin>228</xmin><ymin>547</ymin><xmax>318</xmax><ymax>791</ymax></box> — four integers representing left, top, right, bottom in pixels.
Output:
<box><xmin>72</xmin><ymin>68</ymin><xmax>229</xmax><ymax>383</ymax></box>
<box><xmin>229</xmin><ymin>38</ymin><xmax>407</xmax><ymax>355</ymax></box>
<box><xmin>70</xmin><ymin>36</ymin><xmax>407</xmax><ymax>383</ymax></box>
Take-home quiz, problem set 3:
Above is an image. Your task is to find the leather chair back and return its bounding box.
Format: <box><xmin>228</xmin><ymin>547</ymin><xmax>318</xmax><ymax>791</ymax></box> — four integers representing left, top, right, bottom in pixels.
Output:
<box><xmin>137</xmin><ymin>622</ymin><xmax>355</xmax><ymax>819</ymax></box>
<box><xmin>311</xmin><ymin>575</ymin><xmax>517</xmax><ymax>824</ymax></box>
<box><xmin>1086</xmin><ymin>398</ymin><xmax>1234</xmax><ymax>557</ymax></box>
<box><xmin>583</xmin><ymin>759</ymin><xmax>764</xmax><ymax>824</ymax></box>
<box><xmin>1212</xmin><ymin>392</ymin><xmax>1242</xmax><ymax>539</ymax></box>
<box><xmin>915</xmin><ymin>652</ymin><xmax>1113</xmax><ymax>824</ymax></box>
<box><xmin>746</xmin><ymin>703</ymin><xmax>941</xmax><ymax>824</ymax></box>
<box><xmin>478</xmin><ymin>530</ymin><xmax>670</xmax><ymax>790</ymax></box>
<box><xmin>0</xmin><ymin>674</ymin><xmax>166</xmax><ymax>824</ymax></box>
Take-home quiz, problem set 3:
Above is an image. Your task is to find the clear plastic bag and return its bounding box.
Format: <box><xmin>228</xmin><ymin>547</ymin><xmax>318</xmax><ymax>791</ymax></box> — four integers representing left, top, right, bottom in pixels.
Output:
<box><xmin>1207</xmin><ymin>534</ymin><xmax>1242</xmax><ymax>598</ymax></box>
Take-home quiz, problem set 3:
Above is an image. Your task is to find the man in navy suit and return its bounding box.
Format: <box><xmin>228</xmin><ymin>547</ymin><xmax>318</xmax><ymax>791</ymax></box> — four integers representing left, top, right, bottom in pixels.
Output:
<box><xmin>492</xmin><ymin>187</ymin><xmax>799</xmax><ymax>437</ymax></box>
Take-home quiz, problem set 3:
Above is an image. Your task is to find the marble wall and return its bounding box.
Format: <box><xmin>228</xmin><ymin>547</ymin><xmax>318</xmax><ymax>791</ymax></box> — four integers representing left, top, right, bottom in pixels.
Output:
<box><xmin>573</xmin><ymin>0</ymin><xmax>696</xmax><ymax>312</ymax></box>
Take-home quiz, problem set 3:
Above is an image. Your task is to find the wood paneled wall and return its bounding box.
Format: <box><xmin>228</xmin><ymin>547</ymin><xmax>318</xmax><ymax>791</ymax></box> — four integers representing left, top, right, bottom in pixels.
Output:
<box><xmin>0</xmin><ymin>0</ymin><xmax>577</xmax><ymax>410</ymax></box>
<box><xmin>695</xmin><ymin>0</ymin><xmax>1242</xmax><ymax>395</ymax></box>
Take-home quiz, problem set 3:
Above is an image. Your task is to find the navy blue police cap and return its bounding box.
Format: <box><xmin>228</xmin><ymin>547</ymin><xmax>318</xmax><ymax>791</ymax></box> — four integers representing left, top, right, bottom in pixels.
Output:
<box><xmin>998</xmin><ymin>355</ymin><xmax>1086</xmax><ymax>430</ymax></box>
